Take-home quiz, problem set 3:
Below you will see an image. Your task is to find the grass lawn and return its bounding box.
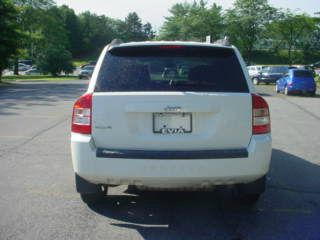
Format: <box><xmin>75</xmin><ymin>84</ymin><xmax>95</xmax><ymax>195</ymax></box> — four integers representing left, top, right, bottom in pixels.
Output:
<box><xmin>1</xmin><ymin>75</ymin><xmax>77</xmax><ymax>82</ymax></box>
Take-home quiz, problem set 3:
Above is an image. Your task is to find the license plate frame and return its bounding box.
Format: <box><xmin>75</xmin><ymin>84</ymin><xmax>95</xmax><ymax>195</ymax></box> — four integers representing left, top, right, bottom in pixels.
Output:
<box><xmin>153</xmin><ymin>113</ymin><xmax>192</xmax><ymax>134</ymax></box>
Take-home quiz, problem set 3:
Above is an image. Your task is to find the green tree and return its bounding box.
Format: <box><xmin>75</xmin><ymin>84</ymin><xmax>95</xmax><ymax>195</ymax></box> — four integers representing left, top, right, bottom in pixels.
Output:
<box><xmin>225</xmin><ymin>0</ymin><xmax>276</xmax><ymax>62</ymax></box>
<box><xmin>123</xmin><ymin>12</ymin><xmax>145</xmax><ymax>41</ymax></box>
<box><xmin>0</xmin><ymin>0</ymin><xmax>22</xmax><ymax>81</ymax></box>
<box><xmin>143</xmin><ymin>22</ymin><xmax>155</xmax><ymax>40</ymax></box>
<box><xmin>160</xmin><ymin>0</ymin><xmax>223</xmax><ymax>41</ymax></box>
<box><xmin>37</xmin><ymin>45</ymin><xmax>73</xmax><ymax>76</ymax></box>
<box><xmin>59</xmin><ymin>5</ymin><xmax>83</xmax><ymax>58</ymax></box>
<box><xmin>35</xmin><ymin>6</ymin><xmax>74</xmax><ymax>75</ymax></box>
<box><xmin>267</xmin><ymin>11</ymin><xmax>315</xmax><ymax>63</ymax></box>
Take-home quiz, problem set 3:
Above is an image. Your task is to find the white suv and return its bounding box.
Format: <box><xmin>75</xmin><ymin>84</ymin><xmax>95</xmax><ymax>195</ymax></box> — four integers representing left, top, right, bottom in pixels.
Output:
<box><xmin>71</xmin><ymin>41</ymin><xmax>272</xmax><ymax>205</ymax></box>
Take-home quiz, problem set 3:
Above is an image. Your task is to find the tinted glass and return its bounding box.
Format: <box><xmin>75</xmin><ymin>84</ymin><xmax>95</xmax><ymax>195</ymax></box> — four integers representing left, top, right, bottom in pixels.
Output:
<box><xmin>293</xmin><ymin>70</ymin><xmax>313</xmax><ymax>78</ymax></box>
<box><xmin>262</xmin><ymin>66</ymin><xmax>288</xmax><ymax>74</ymax></box>
<box><xmin>95</xmin><ymin>46</ymin><xmax>248</xmax><ymax>92</ymax></box>
<box><xmin>84</xmin><ymin>66</ymin><xmax>94</xmax><ymax>70</ymax></box>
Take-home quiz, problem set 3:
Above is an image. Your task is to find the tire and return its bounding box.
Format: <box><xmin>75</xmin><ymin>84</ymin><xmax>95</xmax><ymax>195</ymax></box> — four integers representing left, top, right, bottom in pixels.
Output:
<box><xmin>233</xmin><ymin>176</ymin><xmax>266</xmax><ymax>205</ymax></box>
<box><xmin>265</xmin><ymin>82</ymin><xmax>270</xmax><ymax>85</ymax></box>
<box><xmin>80</xmin><ymin>189</ymin><xmax>107</xmax><ymax>205</ymax></box>
<box><xmin>75</xmin><ymin>174</ymin><xmax>108</xmax><ymax>205</ymax></box>
<box><xmin>309</xmin><ymin>91</ymin><xmax>316</xmax><ymax>97</ymax></box>
<box><xmin>253</xmin><ymin>78</ymin><xmax>259</xmax><ymax>85</ymax></box>
<box><xmin>284</xmin><ymin>86</ymin><xmax>289</xmax><ymax>95</ymax></box>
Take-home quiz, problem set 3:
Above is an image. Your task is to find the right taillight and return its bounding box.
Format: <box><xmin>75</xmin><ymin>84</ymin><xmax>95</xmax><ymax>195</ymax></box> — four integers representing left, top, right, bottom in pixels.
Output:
<box><xmin>71</xmin><ymin>93</ymin><xmax>92</xmax><ymax>134</ymax></box>
<box><xmin>252</xmin><ymin>93</ymin><xmax>270</xmax><ymax>134</ymax></box>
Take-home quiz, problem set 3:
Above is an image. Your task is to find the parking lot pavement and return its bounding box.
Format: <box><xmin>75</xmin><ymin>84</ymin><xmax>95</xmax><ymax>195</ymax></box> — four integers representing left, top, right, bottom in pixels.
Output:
<box><xmin>0</xmin><ymin>82</ymin><xmax>320</xmax><ymax>240</ymax></box>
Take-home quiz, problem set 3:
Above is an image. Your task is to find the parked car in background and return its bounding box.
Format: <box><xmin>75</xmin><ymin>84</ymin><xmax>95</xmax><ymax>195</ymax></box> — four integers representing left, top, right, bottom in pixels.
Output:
<box><xmin>78</xmin><ymin>65</ymin><xmax>95</xmax><ymax>79</ymax></box>
<box><xmin>247</xmin><ymin>65</ymin><xmax>265</xmax><ymax>78</ymax></box>
<box><xmin>18</xmin><ymin>59</ymin><xmax>32</xmax><ymax>66</ymax></box>
<box><xmin>18</xmin><ymin>63</ymin><xmax>31</xmax><ymax>72</ymax></box>
<box><xmin>252</xmin><ymin>66</ymin><xmax>289</xmax><ymax>85</ymax></box>
<box><xmin>80</xmin><ymin>61</ymin><xmax>97</xmax><ymax>69</ymax></box>
<box><xmin>21</xmin><ymin>67</ymin><xmax>41</xmax><ymax>75</ymax></box>
<box><xmin>276</xmin><ymin>69</ymin><xmax>316</xmax><ymax>96</ymax></box>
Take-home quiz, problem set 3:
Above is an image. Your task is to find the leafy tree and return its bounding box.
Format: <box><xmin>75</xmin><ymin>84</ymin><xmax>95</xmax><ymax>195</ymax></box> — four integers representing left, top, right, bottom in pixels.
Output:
<box><xmin>160</xmin><ymin>0</ymin><xmax>223</xmax><ymax>41</ymax></box>
<box><xmin>59</xmin><ymin>5</ymin><xmax>83</xmax><ymax>58</ymax></box>
<box><xmin>35</xmin><ymin>7</ymin><xmax>74</xmax><ymax>75</ymax></box>
<box><xmin>143</xmin><ymin>22</ymin><xmax>155</xmax><ymax>40</ymax></box>
<box><xmin>225</xmin><ymin>0</ymin><xmax>276</xmax><ymax>62</ymax></box>
<box><xmin>0</xmin><ymin>0</ymin><xmax>22</xmax><ymax>81</ymax></box>
<box><xmin>37</xmin><ymin>45</ymin><xmax>73</xmax><ymax>76</ymax></box>
<box><xmin>13</xmin><ymin>0</ymin><xmax>54</xmax><ymax>9</ymax></box>
<box><xmin>123</xmin><ymin>12</ymin><xmax>145</xmax><ymax>41</ymax></box>
<box><xmin>267</xmin><ymin>11</ymin><xmax>315</xmax><ymax>63</ymax></box>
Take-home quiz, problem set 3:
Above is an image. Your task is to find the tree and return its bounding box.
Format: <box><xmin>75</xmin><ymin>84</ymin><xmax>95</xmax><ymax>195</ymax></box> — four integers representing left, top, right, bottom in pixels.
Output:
<box><xmin>225</xmin><ymin>0</ymin><xmax>276</xmax><ymax>62</ymax></box>
<box><xmin>0</xmin><ymin>0</ymin><xmax>22</xmax><ymax>81</ymax></box>
<box><xmin>143</xmin><ymin>22</ymin><xmax>155</xmax><ymax>40</ymax></box>
<box><xmin>267</xmin><ymin>11</ymin><xmax>316</xmax><ymax>63</ymax></box>
<box><xmin>123</xmin><ymin>12</ymin><xmax>145</xmax><ymax>41</ymax></box>
<box><xmin>59</xmin><ymin>5</ymin><xmax>83</xmax><ymax>58</ymax></box>
<box><xmin>160</xmin><ymin>0</ymin><xmax>223</xmax><ymax>41</ymax></box>
<box><xmin>37</xmin><ymin>45</ymin><xmax>74</xmax><ymax>76</ymax></box>
<box><xmin>35</xmin><ymin>6</ymin><xmax>74</xmax><ymax>75</ymax></box>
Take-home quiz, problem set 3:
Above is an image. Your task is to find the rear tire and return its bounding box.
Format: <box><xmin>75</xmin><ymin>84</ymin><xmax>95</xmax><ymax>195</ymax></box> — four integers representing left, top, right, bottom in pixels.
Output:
<box><xmin>233</xmin><ymin>176</ymin><xmax>266</xmax><ymax>205</ymax></box>
<box><xmin>284</xmin><ymin>86</ymin><xmax>289</xmax><ymax>95</ymax></box>
<box><xmin>80</xmin><ymin>189</ymin><xmax>107</xmax><ymax>205</ymax></box>
<box><xmin>253</xmin><ymin>78</ymin><xmax>259</xmax><ymax>85</ymax></box>
<box><xmin>309</xmin><ymin>91</ymin><xmax>316</xmax><ymax>97</ymax></box>
<box><xmin>75</xmin><ymin>174</ymin><xmax>108</xmax><ymax>205</ymax></box>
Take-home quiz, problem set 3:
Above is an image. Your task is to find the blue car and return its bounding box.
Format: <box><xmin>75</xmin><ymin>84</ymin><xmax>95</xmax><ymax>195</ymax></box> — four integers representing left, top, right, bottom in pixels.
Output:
<box><xmin>276</xmin><ymin>69</ymin><xmax>316</xmax><ymax>96</ymax></box>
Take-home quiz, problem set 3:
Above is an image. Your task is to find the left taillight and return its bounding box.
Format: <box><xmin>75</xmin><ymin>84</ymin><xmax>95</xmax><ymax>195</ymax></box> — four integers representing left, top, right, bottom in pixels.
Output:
<box><xmin>71</xmin><ymin>93</ymin><xmax>92</xmax><ymax>134</ymax></box>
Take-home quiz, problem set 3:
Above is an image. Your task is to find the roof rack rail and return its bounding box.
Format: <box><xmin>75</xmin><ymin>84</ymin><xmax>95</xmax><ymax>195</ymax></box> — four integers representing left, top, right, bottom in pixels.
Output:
<box><xmin>213</xmin><ymin>36</ymin><xmax>230</xmax><ymax>46</ymax></box>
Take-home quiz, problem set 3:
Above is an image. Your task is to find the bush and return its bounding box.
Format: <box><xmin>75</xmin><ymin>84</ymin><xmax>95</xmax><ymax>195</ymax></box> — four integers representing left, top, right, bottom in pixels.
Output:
<box><xmin>36</xmin><ymin>45</ymin><xmax>75</xmax><ymax>76</ymax></box>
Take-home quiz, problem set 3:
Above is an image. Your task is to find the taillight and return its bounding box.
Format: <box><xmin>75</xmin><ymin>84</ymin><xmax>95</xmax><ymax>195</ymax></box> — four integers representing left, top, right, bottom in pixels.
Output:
<box><xmin>252</xmin><ymin>93</ymin><xmax>270</xmax><ymax>134</ymax></box>
<box><xmin>72</xmin><ymin>93</ymin><xmax>92</xmax><ymax>134</ymax></box>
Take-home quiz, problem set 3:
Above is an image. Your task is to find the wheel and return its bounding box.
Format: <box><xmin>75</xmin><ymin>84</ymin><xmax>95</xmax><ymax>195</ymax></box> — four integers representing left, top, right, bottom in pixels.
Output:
<box><xmin>233</xmin><ymin>176</ymin><xmax>266</xmax><ymax>205</ymax></box>
<box><xmin>80</xmin><ymin>188</ymin><xmax>107</xmax><ymax>205</ymax></box>
<box><xmin>275</xmin><ymin>85</ymin><xmax>280</xmax><ymax>93</ymax></box>
<box><xmin>75</xmin><ymin>174</ymin><xmax>108</xmax><ymax>205</ymax></box>
<box><xmin>235</xmin><ymin>193</ymin><xmax>261</xmax><ymax>205</ymax></box>
<box><xmin>253</xmin><ymin>78</ymin><xmax>259</xmax><ymax>85</ymax></box>
<box><xmin>284</xmin><ymin>86</ymin><xmax>289</xmax><ymax>95</ymax></box>
<box><xmin>265</xmin><ymin>82</ymin><xmax>270</xmax><ymax>85</ymax></box>
<box><xmin>309</xmin><ymin>91</ymin><xmax>316</xmax><ymax>97</ymax></box>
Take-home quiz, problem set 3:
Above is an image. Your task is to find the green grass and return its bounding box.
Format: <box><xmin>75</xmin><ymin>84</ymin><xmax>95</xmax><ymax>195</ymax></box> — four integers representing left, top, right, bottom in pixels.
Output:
<box><xmin>2</xmin><ymin>75</ymin><xmax>77</xmax><ymax>82</ymax></box>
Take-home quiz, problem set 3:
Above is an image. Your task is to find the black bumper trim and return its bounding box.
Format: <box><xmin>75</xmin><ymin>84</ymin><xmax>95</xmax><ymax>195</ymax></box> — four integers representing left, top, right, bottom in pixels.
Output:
<box><xmin>96</xmin><ymin>148</ymin><xmax>248</xmax><ymax>159</ymax></box>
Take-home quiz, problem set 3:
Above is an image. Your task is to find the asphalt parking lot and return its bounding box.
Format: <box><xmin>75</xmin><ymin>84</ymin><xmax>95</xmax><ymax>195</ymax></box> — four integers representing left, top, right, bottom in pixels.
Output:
<box><xmin>0</xmin><ymin>81</ymin><xmax>320</xmax><ymax>240</ymax></box>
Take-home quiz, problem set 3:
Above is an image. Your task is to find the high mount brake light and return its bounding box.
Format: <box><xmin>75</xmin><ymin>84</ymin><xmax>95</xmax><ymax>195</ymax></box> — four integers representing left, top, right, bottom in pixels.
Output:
<box><xmin>252</xmin><ymin>94</ymin><xmax>271</xmax><ymax>134</ymax></box>
<box><xmin>159</xmin><ymin>45</ymin><xmax>185</xmax><ymax>49</ymax></box>
<box><xmin>71</xmin><ymin>93</ymin><xmax>92</xmax><ymax>134</ymax></box>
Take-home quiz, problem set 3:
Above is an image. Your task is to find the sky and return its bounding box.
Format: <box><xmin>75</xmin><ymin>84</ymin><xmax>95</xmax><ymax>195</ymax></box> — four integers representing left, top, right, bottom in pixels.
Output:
<box><xmin>55</xmin><ymin>0</ymin><xmax>319</xmax><ymax>30</ymax></box>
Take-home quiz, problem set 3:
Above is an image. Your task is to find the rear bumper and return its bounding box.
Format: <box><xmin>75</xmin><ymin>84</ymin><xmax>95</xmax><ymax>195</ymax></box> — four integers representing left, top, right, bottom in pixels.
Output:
<box><xmin>288</xmin><ymin>85</ymin><xmax>316</xmax><ymax>93</ymax></box>
<box><xmin>71</xmin><ymin>134</ymin><xmax>272</xmax><ymax>188</ymax></box>
<box><xmin>259</xmin><ymin>77</ymin><xmax>277</xmax><ymax>84</ymax></box>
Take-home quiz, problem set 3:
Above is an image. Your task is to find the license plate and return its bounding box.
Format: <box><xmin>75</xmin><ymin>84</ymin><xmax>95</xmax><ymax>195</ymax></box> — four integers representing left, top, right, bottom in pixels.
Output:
<box><xmin>153</xmin><ymin>113</ymin><xmax>192</xmax><ymax>134</ymax></box>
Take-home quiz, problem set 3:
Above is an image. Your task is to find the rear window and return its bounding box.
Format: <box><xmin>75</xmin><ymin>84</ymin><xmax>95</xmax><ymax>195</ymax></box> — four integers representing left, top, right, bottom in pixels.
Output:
<box><xmin>95</xmin><ymin>46</ymin><xmax>248</xmax><ymax>92</ymax></box>
<box><xmin>293</xmin><ymin>70</ymin><xmax>313</xmax><ymax>78</ymax></box>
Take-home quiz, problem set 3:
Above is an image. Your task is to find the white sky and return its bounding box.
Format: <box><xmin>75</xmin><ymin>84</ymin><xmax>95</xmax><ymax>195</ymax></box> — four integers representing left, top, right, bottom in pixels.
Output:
<box><xmin>55</xmin><ymin>0</ymin><xmax>319</xmax><ymax>30</ymax></box>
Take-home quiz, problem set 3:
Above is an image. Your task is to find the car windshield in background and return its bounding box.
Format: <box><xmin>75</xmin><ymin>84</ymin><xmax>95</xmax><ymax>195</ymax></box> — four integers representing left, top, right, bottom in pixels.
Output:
<box><xmin>84</xmin><ymin>66</ymin><xmax>94</xmax><ymax>70</ymax></box>
<box><xmin>294</xmin><ymin>70</ymin><xmax>313</xmax><ymax>78</ymax></box>
<box><xmin>95</xmin><ymin>46</ymin><xmax>248</xmax><ymax>92</ymax></box>
<box><xmin>262</xmin><ymin>66</ymin><xmax>288</xmax><ymax>74</ymax></box>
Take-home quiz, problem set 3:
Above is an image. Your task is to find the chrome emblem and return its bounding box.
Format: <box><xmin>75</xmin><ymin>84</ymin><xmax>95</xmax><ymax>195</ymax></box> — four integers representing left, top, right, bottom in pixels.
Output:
<box><xmin>164</xmin><ymin>106</ymin><xmax>182</xmax><ymax>112</ymax></box>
